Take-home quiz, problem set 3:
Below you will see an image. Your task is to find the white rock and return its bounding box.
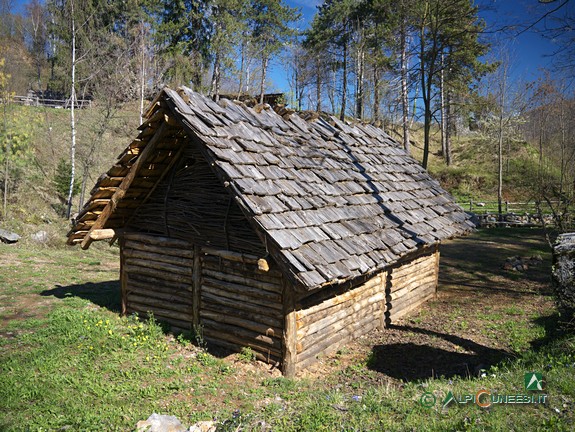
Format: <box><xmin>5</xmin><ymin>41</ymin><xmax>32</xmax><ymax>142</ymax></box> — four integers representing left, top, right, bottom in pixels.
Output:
<box><xmin>188</xmin><ymin>421</ymin><xmax>217</xmax><ymax>432</ymax></box>
<box><xmin>136</xmin><ymin>413</ymin><xmax>187</xmax><ymax>432</ymax></box>
<box><xmin>30</xmin><ymin>230</ymin><xmax>48</xmax><ymax>243</ymax></box>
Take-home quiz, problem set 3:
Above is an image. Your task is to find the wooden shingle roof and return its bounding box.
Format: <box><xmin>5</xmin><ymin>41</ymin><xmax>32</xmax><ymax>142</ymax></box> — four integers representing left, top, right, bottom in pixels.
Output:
<box><xmin>68</xmin><ymin>86</ymin><xmax>473</xmax><ymax>291</ymax></box>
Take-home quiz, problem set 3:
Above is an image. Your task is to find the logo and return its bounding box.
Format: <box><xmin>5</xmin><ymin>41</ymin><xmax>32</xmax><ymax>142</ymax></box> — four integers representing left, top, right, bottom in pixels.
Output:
<box><xmin>420</xmin><ymin>392</ymin><xmax>436</xmax><ymax>408</ymax></box>
<box><xmin>442</xmin><ymin>391</ymin><xmax>456</xmax><ymax>409</ymax></box>
<box><xmin>420</xmin><ymin>372</ymin><xmax>548</xmax><ymax>409</ymax></box>
<box><xmin>525</xmin><ymin>372</ymin><xmax>544</xmax><ymax>391</ymax></box>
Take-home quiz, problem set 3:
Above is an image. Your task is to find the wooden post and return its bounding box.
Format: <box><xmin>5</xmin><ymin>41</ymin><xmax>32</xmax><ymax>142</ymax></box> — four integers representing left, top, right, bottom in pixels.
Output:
<box><xmin>434</xmin><ymin>245</ymin><xmax>441</xmax><ymax>296</ymax></box>
<box><xmin>119</xmin><ymin>237</ymin><xmax>128</xmax><ymax>315</ymax></box>
<box><xmin>192</xmin><ymin>244</ymin><xmax>201</xmax><ymax>330</ymax></box>
<box><xmin>282</xmin><ymin>279</ymin><xmax>297</xmax><ymax>378</ymax></box>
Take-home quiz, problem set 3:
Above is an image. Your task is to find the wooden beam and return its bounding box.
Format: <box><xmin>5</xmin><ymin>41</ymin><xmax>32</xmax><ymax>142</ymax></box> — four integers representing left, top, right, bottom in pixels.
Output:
<box><xmin>120</xmin><ymin>237</ymin><xmax>127</xmax><ymax>315</ymax></box>
<box><xmin>88</xmin><ymin>228</ymin><xmax>117</xmax><ymax>241</ymax></box>
<box><xmin>192</xmin><ymin>245</ymin><xmax>201</xmax><ymax>330</ymax></box>
<box><xmin>80</xmin><ymin>123</ymin><xmax>168</xmax><ymax>249</ymax></box>
<box><xmin>282</xmin><ymin>278</ymin><xmax>297</xmax><ymax>378</ymax></box>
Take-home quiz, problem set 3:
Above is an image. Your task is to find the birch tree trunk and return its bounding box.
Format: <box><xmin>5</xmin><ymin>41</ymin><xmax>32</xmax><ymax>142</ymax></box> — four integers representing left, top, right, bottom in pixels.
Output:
<box><xmin>66</xmin><ymin>0</ymin><xmax>77</xmax><ymax>219</ymax></box>
<box><xmin>355</xmin><ymin>45</ymin><xmax>364</xmax><ymax>119</ymax></box>
<box><xmin>237</xmin><ymin>39</ymin><xmax>246</xmax><ymax>98</ymax></box>
<box><xmin>139</xmin><ymin>21</ymin><xmax>145</xmax><ymax>125</ymax></box>
<box><xmin>210</xmin><ymin>51</ymin><xmax>221</xmax><ymax>102</ymax></box>
<box><xmin>445</xmin><ymin>90</ymin><xmax>452</xmax><ymax>166</ymax></box>
<box><xmin>497</xmin><ymin>66</ymin><xmax>506</xmax><ymax>220</ymax></box>
<box><xmin>373</xmin><ymin>63</ymin><xmax>380</xmax><ymax>123</ymax></box>
<box><xmin>440</xmin><ymin>52</ymin><xmax>447</xmax><ymax>158</ymax></box>
<box><xmin>400</xmin><ymin>18</ymin><xmax>410</xmax><ymax>152</ymax></box>
<box><xmin>315</xmin><ymin>57</ymin><xmax>322</xmax><ymax>112</ymax></box>
<box><xmin>2</xmin><ymin>102</ymin><xmax>8</xmax><ymax>218</ymax></box>
<box><xmin>340</xmin><ymin>41</ymin><xmax>347</xmax><ymax>121</ymax></box>
<box><xmin>259</xmin><ymin>54</ymin><xmax>268</xmax><ymax>104</ymax></box>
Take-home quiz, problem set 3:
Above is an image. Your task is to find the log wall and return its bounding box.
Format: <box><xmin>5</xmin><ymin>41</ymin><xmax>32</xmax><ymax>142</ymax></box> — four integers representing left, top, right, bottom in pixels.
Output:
<box><xmin>122</xmin><ymin>233</ymin><xmax>195</xmax><ymax>332</ymax></box>
<box><xmin>121</xmin><ymin>233</ymin><xmax>285</xmax><ymax>365</ymax></box>
<box><xmin>121</xmin><ymin>231</ymin><xmax>440</xmax><ymax>375</ymax></box>
<box><xmin>294</xmin><ymin>272</ymin><xmax>387</xmax><ymax>371</ymax></box>
<box><xmin>200</xmin><ymin>250</ymin><xmax>284</xmax><ymax>365</ymax></box>
<box><xmin>385</xmin><ymin>246</ymin><xmax>439</xmax><ymax>324</ymax></box>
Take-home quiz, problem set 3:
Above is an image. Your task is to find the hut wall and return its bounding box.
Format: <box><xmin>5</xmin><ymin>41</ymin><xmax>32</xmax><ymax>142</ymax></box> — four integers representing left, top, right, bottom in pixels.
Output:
<box><xmin>121</xmin><ymin>232</ymin><xmax>195</xmax><ymax>332</ymax></box>
<box><xmin>120</xmin><ymin>231</ymin><xmax>284</xmax><ymax>364</ymax></box>
<box><xmin>294</xmin><ymin>272</ymin><xmax>387</xmax><ymax>371</ymax></box>
<box><xmin>199</xmin><ymin>249</ymin><xmax>284</xmax><ymax>365</ymax></box>
<box><xmin>385</xmin><ymin>245</ymin><xmax>439</xmax><ymax>324</ymax></box>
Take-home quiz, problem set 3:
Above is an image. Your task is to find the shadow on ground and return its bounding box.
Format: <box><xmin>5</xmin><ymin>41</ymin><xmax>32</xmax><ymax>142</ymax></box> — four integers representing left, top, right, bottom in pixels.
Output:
<box><xmin>369</xmin><ymin>325</ymin><xmax>509</xmax><ymax>380</ymax></box>
<box><xmin>41</xmin><ymin>281</ymin><xmax>121</xmax><ymax>313</ymax></box>
<box><xmin>438</xmin><ymin>228</ymin><xmax>553</xmax><ymax>293</ymax></box>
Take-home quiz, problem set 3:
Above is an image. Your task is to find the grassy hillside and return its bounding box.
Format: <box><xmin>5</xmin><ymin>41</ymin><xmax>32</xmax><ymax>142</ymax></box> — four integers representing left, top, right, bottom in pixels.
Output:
<box><xmin>398</xmin><ymin>124</ymin><xmax>542</xmax><ymax>204</ymax></box>
<box><xmin>1</xmin><ymin>102</ymin><xmax>140</xmax><ymax>242</ymax></box>
<box><xmin>1</xmin><ymin>103</ymin><xmax>544</xmax><ymax>240</ymax></box>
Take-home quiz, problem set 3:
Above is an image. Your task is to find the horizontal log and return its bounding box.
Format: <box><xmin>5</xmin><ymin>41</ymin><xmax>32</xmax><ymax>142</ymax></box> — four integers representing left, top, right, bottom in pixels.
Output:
<box><xmin>202</xmin><ymin>276</ymin><xmax>282</xmax><ymax>303</ymax></box>
<box><xmin>126</xmin><ymin>302</ymin><xmax>192</xmax><ymax>327</ymax></box>
<box><xmin>201</xmin><ymin>296</ymin><xmax>282</xmax><ymax>328</ymax></box>
<box><xmin>388</xmin><ymin>284</ymin><xmax>436</xmax><ymax>313</ymax></box>
<box><xmin>127</xmin><ymin>293</ymin><xmax>193</xmax><ymax>314</ymax></box>
<box><xmin>390</xmin><ymin>255</ymin><xmax>435</xmax><ymax>279</ymax></box>
<box><xmin>125</xmin><ymin>263</ymin><xmax>192</xmax><ymax>284</ymax></box>
<box><xmin>200</xmin><ymin>309</ymin><xmax>281</xmax><ymax>339</ymax></box>
<box><xmin>297</xmin><ymin>288</ymin><xmax>384</xmax><ymax>335</ymax></box>
<box><xmin>390</xmin><ymin>263</ymin><xmax>436</xmax><ymax>286</ymax></box>
<box><xmin>127</xmin><ymin>284</ymin><xmax>192</xmax><ymax>306</ymax></box>
<box><xmin>298</xmin><ymin>297</ymin><xmax>383</xmax><ymax>343</ymax></box>
<box><xmin>124</xmin><ymin>249</ymin><xmax>193</xmax><ymax>268</ymax></box>
<box><xmin>202</xmin><ymin>333</ymin><xmax>281</xmax><ymax>364</ymax></box>
<box><xmin>88</xmin><ymin>228</ymin><xmax>118</xmax><ymax>241</ymax></box>
<box><xmin>388</xmin><ymin>293</ymin><xmax>436</xmax><ymax>323</ymax></box>
<box><xmin>124</xmin><ymin>239</ymin><xmax>194</xmax><ymax>259</ymax></box>
<box><xmin>389</xmin><ymin>273</ymin><xmax>437</xmax><ymax>299</ymax></box>
<box><xmin>297</xmin><ymin>312</ymin><xmax>379</xmax><ymax>369</ymax></box>
<box><xmin>295</xmin><ymin>274</ymin><xmax>385</xmax><ymax>323</ymax></box>
<box><xmin>126</xmin><ymin>257</ymin><xmax>192</xmax><ymax>277</ymax></box>
<box><xmin>201</xmin><ymin>284</ymin><xmax>283</xmax><ymax>311</ymax></box>
<box><xmin>201</xmin><ymin>247</ymin><xmax>261</xmax><ymax>264</ymax></box>
<box><xmin>128</xmin><ymin>273</ymin><xmax>192</xmax><ymax>292</ymax></box>
<box><xmin>296</xmin><ymin>281</ymin><xmax>383</xmax><ymax>327</ymax></box>
<box><xmin>201</xmin><ymin>257</ymin><xmax>282</xmax><ymax>283</ymax></box>
<box><xmin>123</xmin><ymin>232</ymin><xmax>192</xmax><ymax>249</ymax></box>
<box><xmin>201</xmin><ymin>318</ymin><xmax>280</xmax><ymax>352</ymax></box>
<box><xmin>201</xmin><ymin>268</ymin><xmax>282</xmax><ymax>294</ymax></box>
<box><xmin>299</xmin><ymin>304</ymin><xmax>382</xmax><ymax>353</ymax></box>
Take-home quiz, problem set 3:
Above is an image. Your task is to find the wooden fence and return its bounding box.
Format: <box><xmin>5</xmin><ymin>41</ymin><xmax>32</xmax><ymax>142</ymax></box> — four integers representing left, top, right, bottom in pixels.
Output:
<box><xmin>12</xmin><ymin>95</ymin><xmax>92</xmax><ymax>109</ymax></box>
<box><xmin>457</xmin><ymin>200</ymin><xmax>573</xmax><ymax>228</ymax></box>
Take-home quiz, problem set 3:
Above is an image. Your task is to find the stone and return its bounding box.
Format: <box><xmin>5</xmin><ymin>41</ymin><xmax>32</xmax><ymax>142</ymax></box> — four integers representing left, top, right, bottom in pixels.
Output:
<box><xmin>30</xmin><ymin>230</ymin><xmax>48</xmax><ymax>244</ymax></box>
<box><xmin>188</xmin><ymin>421</ymin><xmax>216</xmax><ymax>432</ymax></box>
<box><xmin>135</xmin><ymin>413</ymin><xmax>187</xmax><ymax>432</ymax></box>
<box><xmin>0</xmin><ymin>228</ymin><xmax>20</xmax><ymax>244</ymax></box>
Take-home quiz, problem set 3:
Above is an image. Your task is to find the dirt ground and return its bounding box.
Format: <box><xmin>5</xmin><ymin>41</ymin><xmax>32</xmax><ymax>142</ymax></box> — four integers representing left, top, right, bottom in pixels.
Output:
<box><xmin>298</xmin><ymin>228</ymin><xmax>556</xmax><ymax>384</ymax></box>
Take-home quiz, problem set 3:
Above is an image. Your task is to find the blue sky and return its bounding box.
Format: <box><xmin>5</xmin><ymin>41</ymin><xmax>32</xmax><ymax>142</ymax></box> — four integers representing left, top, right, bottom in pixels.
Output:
<box><xmin>268</xmin><ymin>0</ymin><xmax>573</xmax><ymax>92</ymax></box>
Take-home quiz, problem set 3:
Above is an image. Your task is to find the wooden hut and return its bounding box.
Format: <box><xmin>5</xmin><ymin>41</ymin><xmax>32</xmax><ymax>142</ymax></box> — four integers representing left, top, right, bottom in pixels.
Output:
<box><xmin>67</xmin><ymin>87</ymin><xmax>473</xmax><ymax>376</ymax></box>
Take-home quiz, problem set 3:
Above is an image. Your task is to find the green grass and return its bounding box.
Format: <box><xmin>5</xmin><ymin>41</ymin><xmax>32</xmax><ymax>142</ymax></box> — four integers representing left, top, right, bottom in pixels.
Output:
<box><xmin>1</xmin><ymin>235</ymin><xmax>574</xmax><ymax>431</ymax></box>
